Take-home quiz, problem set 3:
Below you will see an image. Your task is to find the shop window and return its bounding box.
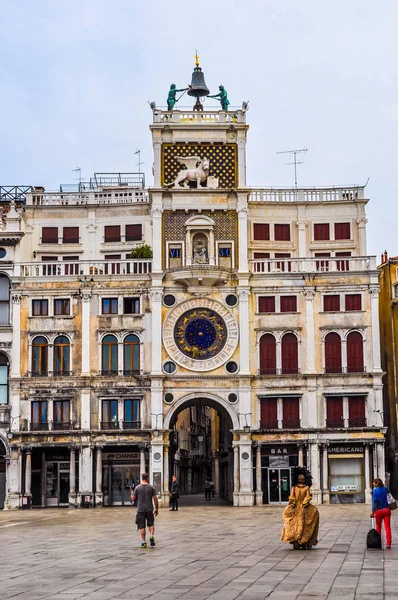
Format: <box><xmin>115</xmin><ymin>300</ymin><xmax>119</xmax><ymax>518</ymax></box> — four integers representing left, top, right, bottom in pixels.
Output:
<box><xmin>123</xmin><ymin>334</ymin><xmax>140</xmax><ymax>375</ymax></box>
<box><xmin>280</xmin><ymin>296</ymin><xmax>297</xmax><ymax>313</ymax></box>
<box><xmin>54</xmin><ymin>299</ymin><xmax>70</xmax><ymax>316</ymax></box>
<box><xmin>259</xmin><ymin>334</ymin><xmax>276</xmax><ymax>375</ymax></box>
<box><xmin>104</xmin><ymin>225</ymin><xmax>121</xmax><ymax>243</ymax></box>
<box><xmin>102</xmin><ymin>335</ymin><xmax>118</xmax><ymax>375</ymax></box>
<box><xmin>275</xmin><ymin>253</ymin><xmax>291</xmax><ymax>272</ymax></box>
<box><xmin>41</xmin><ymin>227</ymin><xmax>58</xmax><ymax>244</ymax></box>
<box><xmin>0</xmin><ymin>353</ymin><xmax>8</xmax><ymax>404</ymax></box>
<box><xmin>345</xmin><ymin>294</ymin><xmax>361</xmax><ymax>311</ymax></box>
<box><xmin>315</xmin><ymin>252</ymin><xmax>330</xmax><ymax>271</ymax></box>
<box><xmin>346</xmin><ymin>331</ymin><xmax>364</xmax><ymax>373</ymax></box>
<box><xmin>281</xmin><ymin>333</ymin><xmax>298</xmax><ymax>374</ymax></box>
<box><xmin>0</xmin><ymin>275</ymin><xmax>9</xmax><ymax>325</ymax></box>
<box><xmin>123</xmin><ymin>297</ymin><xmax>140</xmax><ymax>314</ymax></box>
<box><xmin>101</xmin><ymin>399</ymin><xmax>119</xmax><ymax>429</ymax></box>
<box><xmin>102</xmin><ymin>298</ymin><xmax>118</xmax><ymax>315</ymax></box>
<box><xmin>334</xmin><ymin>222</ymin><xmax>351</xmax><ymax>240</ymax></box>
<box><xmin>329</xmin><ymin>457</ymin><xmax>363</xmax><ymax>495</ymax></box>
<box><xmin>32</xmin><ymin>336</ymin><xmax>48</xmax><ymax>376</ymax></box>
<box><xmin>274</xmin><ymin>224</ymin><xmax>290</xmax><ymax>241</ymax></box>
<box><xmin>260</xmin><ymin>398</ymin><xmax>278</xmax><ymax>429</ymax></box>
<box><xmin>348</xmin><ymin>396</ymin><xmax>366</xmax><ymax>427</ymax></box>
<box><xmin>314</xmin><ymin>223</ymin><xmax>330</xmax><ymax>241</ymax></box>
<box><xmin>31</xmin><ymin>401</ymin><xmax>48</xmax><ymax>431</ymax></box>
<box><xmin>253</xmin><ymin>223</ymin><xmax>270</xmax><ymax>241</ymax></box>
<box><xmin>104</xmin><ymin>255</ymin><xmax>121</xmax><ymax>275</ymax></box>
<box><xmin>53</xmin><ymin>336</ymin><xmax>70</xmax><ymax>376</ymax></box>
<box><xmin>336</xmin><ymin>251</ymin><xmax>351</xmax><ymax>272</ymax></box>
<box><xmin>326</xmin><ymin>396</ymin><xmax>344</xmax><ymax>428</ymax></box>
<box><xmin>126</xmin><ymin>224</ymin><xmax>142</xmax><ymax>241</ymax></box>
<box><xmin>53</xmin><ymin>400</ymin><xmax>70</xmax><ymax>430</ymax></box>
<box><xmin>258</xmin><ymin>296</ymin><xmax>275</xmax><ymax>313</ymax></box>
<box><xmin>62</xmin><ymin>227</ymin><xmax>79</xmax><ymax>244</ymax></box>
<box><xmin>283</xmin><ymin>397</ymin><xmax>300</xmax><ymax>428</ymax></box>
<box><xmin>325</xmin><ymin>332</ymin><xmax>342</xmax><ymax>373</ymax></box>
<box><xmin>324</xmin><ymin>295</ymin><xmax>340</xmax><ymax>312</ymax></box>
<box><xmin>63</xmin><ymin>256</ymin><xmax>79</xmax><ymax>276</ymax></box>
<box><xmin>32</xmin><ymin>299</ymin><xmax>48</xmax><ymax>316</ymax></box>
<box><xmin>123</xmin><ymin>399</ymin><xmax>141</xmax><ymax>429</ymax></box>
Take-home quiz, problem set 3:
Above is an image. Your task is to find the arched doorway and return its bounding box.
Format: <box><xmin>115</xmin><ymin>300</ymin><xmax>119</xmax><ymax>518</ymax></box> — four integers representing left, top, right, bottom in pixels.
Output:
<box><xmin>164</xmin><ymin>396</ymin><xmax>236</xmax><ymax>504</ymax></box>
<box><xmin>0</xmin><ymin>438</ymin><xmax>7</xmax><ymax>509</ymax></box>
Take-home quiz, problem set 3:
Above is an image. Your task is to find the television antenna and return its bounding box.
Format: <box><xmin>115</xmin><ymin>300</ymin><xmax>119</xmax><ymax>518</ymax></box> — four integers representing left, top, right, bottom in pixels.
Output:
<box><xmin>134</xmin><ymin>149</ymin><xmax>144</xmax><ymax>174</ymax></box>
<box><xmin>276</xmin><ymin>148</ymin><xmax>308</xmax><ymax>190</ymax></box>
<box><xmin>72</xmin><ymin>167</ymin><xmax>82</xmax><ymax>189</ymax></box>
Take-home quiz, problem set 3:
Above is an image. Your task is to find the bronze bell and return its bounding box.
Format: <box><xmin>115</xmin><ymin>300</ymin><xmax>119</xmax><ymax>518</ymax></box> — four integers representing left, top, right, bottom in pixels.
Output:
<box><xmin>187</xmin><ymin>66</ymin><xmax>210</xmax><ymax>100</ymax></box>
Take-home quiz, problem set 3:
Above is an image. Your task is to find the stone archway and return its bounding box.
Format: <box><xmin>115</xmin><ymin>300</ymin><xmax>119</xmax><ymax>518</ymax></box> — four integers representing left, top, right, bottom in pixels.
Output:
<box><xmin>164</xmin><ymin>394</ymin><xmax>238</xmax><ymax>504</ymax></box>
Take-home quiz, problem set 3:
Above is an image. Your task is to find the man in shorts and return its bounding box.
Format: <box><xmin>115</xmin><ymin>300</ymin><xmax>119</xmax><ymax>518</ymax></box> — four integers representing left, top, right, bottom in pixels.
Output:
<box><xmin>131</xmin><ymin>473</ymin><xmax>158</xmax><ymax>548</ymax></box>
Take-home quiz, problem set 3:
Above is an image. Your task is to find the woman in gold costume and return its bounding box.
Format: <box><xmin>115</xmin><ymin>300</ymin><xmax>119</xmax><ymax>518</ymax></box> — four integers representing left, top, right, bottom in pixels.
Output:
<box><xmin>281</xmin><ymin>467</ymin><xmax>319</xmax><ymax>550</ymax></box>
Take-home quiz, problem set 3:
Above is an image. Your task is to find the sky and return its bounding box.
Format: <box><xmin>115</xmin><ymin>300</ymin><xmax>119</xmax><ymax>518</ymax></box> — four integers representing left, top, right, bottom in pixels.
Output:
<box><xmin>0</xmin><ymin>0</ymin><xmax>397</xmax><ymax>258</ymax></box>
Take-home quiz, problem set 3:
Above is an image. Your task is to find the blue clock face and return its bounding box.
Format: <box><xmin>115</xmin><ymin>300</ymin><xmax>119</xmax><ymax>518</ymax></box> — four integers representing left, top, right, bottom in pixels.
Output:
<box><xmin>174</xmin><ymin>309</ymin><xmax>227</xmax><ymax>360</ymax></box>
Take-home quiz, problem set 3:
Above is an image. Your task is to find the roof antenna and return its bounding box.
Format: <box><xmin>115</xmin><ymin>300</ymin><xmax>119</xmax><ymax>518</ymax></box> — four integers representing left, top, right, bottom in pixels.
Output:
<box><xmin>277</xmin><ymin>148</ymin><xmax>308</xmax><ymax>192</ymax></box>
<box><xmin>134</xmin><ymin>149</ymin><xmax>144</xmax><ymax>175</ymax></box>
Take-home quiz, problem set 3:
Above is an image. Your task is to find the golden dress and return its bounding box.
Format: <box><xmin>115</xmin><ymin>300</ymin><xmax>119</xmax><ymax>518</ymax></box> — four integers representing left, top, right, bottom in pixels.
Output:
<box><xmin>281</xmin><ymin>484</ymin><xmax>319</xmax><ymax>547</ymax></box>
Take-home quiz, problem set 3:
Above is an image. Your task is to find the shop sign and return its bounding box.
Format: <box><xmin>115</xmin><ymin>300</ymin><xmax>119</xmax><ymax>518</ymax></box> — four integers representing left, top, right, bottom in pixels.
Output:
<box><xmin>331</xmin><ymin>485</ymin><xmax>357</xmax><ymax>492</ymax></box>
<box><xmin>262</xmin><ymin>446</ymin><xmax>297</xmax><ymax>456</ymax></box>
<box><xmin>103</xmin><ymin>452</ymin><xmax>139</xmax><ymax>461</ymax></box>
<box><xmin>329</xmin><ymin>445</ymin><xmax>364</xmax><ymax>454</ymax></box>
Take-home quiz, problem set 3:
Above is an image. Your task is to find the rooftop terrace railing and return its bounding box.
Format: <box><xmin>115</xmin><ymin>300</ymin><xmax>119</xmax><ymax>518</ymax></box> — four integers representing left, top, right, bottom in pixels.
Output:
<box><xmin>152</xmin><ymin>108</ymin><xmax>246</xmax><ymax>125</ymax></box>
<box><xmin>250</xmin><ymin>256</ymin><xmax>376</xmax><ymax>274</ymax></box>
<box><xmin>20</xmin><ymin>259</ymin><xmax>152</xmax><ymax>278</ymax></box>
<box><xmin>249</xmin><ymin>186</ymin><xmax>365</xmax><ymax>203</ymax></box>
<box><xmin>26</xmin><ymin>189</ymin><xmax>149</xmax><ymax>206</ymax></box>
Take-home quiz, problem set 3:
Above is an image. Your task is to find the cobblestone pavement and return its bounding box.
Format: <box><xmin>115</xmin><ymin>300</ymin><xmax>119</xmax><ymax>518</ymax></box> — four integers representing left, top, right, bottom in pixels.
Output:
<box><xmin>0</xmin><ymin>499</ymin><xmax>397</xmax><ymax>600</ymax></box>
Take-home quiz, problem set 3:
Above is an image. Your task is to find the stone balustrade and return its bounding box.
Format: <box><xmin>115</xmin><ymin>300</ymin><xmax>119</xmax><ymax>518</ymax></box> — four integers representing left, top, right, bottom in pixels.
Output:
<box><xmin>249</xmin><ymin>186</ymin><xmax>365</xmax><ymax>203</ymax></box>
<box><xmin>250</xmin><ymin>256</ymin><xmax>376</xmax><ymax>274</ymax></box>
<box><xmin>26</xmin><ymin>189</ymin><xmax>149</xmax><ymax>206</ymax></box>
<box><xmin>19</xmin><ymin>259</ymin><xmax>152</xmax><ymax>278</ymax></box>
<box><xmin>152</xmin><ymin>108</ymin><xmax>246</xmax><ymax>125</ymax></box>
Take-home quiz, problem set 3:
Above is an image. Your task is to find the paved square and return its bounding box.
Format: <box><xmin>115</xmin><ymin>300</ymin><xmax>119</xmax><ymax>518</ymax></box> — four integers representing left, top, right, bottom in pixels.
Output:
<box><xmin>0</xmin><ymin>501</ymin><xmax>397</xmax><ymax>600</ymax></box>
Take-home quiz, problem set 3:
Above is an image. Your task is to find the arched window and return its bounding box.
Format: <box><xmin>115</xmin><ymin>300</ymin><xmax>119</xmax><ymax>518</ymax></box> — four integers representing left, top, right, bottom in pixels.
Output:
<box><xmin>325</xmin><ymin>332</ymin><xmax>342</xmax><ymax>373</ymax></box>
<box><xmin>259</xmin><ymin>334</ymin><xmax>276</xmax><ymax>375</ymax></box>
<box><xmin>102</xmin><ymin>335</ymin><xmax>118</xmax><ymax>375</ymax></box>
<box><xmin>347</xmin><ymin>331</ymin><xmax>364</xmax><ymax>373</ymax></box>
<box><xmin>124</xmin><ymin>334</ymin><xmax>140</xmax><ymax>375</ymax></box>
<box><xmin>53</xmin><ymin>336</ymin><xmax>70</xmax><ymax>376</ymax></box>
<box><xmin>0</xmin><ymin>353</ymin><xmax>8</xmax><ymax>404</ymax></box>
<box><xmin>32</xmin><ymin>336</ymin><xmax>48</xmax><ymax>376</ymax></box>
<box><xmin>281</xmin><ymin>333</ymin><xmax>298</xmax><ymax>374</ymax></box>
<box><xmin>0</xmin><ymin>275</ymin><xmax>9</xmax><ymax>326</ymax></box>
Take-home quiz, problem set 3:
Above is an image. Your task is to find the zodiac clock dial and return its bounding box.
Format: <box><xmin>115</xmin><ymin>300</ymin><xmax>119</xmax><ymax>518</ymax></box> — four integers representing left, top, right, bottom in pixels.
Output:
<box><xmin>162</xmin><ymin>298</ymin><xmax>239</xmax><ymax>372</ymax></box>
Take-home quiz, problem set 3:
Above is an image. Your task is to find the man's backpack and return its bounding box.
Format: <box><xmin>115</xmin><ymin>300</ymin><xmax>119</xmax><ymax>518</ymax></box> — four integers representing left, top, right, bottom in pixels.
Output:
<box><xmin>367</xmin><ymin>519</ymin><xmax>382</xmax><ymax>549</ymax></box>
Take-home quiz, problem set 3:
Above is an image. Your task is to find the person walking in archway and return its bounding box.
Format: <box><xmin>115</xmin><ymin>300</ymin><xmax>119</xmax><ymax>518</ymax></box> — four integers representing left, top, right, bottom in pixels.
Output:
<box><xmin>204</xmin><ymin>477</ymin><xmax>211</xmax><ymax>501</ymax></box>
<box><xmin>170</xmin><ymin>475</ymin><xmax>180</xmax><ymax>511</ymax></box>
<box><xmin>131</xmin><ymin>473</ymin><xmax>158</xmax><ymax>548</ymax></box>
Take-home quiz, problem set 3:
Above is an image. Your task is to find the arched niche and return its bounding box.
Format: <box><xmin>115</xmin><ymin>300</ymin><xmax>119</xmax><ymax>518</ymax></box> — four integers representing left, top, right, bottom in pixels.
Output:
<box><xmin>185</xmin><ymin>215</ymin><xmax>215</xmax><ymax>266</ymax></box>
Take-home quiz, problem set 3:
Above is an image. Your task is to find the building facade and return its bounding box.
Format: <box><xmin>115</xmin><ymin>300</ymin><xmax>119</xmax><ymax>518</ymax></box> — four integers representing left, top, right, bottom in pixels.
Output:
<box><xmin>0</xmin><ymin>99</ymin><xmax>385</xmax><ymax>509</ymax></box>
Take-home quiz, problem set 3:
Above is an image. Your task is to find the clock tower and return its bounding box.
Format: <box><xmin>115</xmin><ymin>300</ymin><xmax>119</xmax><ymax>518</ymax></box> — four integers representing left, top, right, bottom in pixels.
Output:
<box><xmin>148</xmin><ymin>60</ymin><xmax>254</xmax><ymax>506</ymax></box>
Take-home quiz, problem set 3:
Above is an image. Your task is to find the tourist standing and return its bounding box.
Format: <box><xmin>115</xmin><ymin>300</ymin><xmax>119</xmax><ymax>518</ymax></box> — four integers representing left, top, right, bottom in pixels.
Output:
<box><xmin>170</xmin><ymin>474</ymin><xmax>180</xmax><ymax>511</ymax></box>
<box><xmin>281</xmin><ymin>467</ymin><xmax>319</xmax><ymax>550</ymax></box>
<box><xmin>131</xmin><ymin>473</ymin><xmax>158</xmax><ymax>548</ymax></box>
<box><xmin>371</xmin><ymin>478</ymin><xmax>392</xmax><ymax>548</ymax></box>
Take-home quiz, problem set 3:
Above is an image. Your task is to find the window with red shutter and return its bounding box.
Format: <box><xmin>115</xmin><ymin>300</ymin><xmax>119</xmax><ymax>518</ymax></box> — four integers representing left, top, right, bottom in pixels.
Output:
<box><xmin>281</xmin><ymin>333</ymin><xmax>298</xmax><ymax>374</ymax></box>
<box><xmin>325</xmin><ymin>332</ymin><xmax>342</xmax><ymax>373</ymax></box>
<box><xmin>253</xmin><ymin>224</ymin><xmax>270</xmax><ymax>240</ymax></box>
<box><xmin>314</xmin><ymin>223</ymin><xmax>330</xmax><ymax>241</ymax></box>
<box><xmin>104</xmin><ymin>225</ymin><xmax>121</xmax><ymax>242</ymax></box>
<box><xmin>258</xmin><ymin>296</ymin><xmax>275</xmax><ymax>313</ymax></box>
<box><xmin>259</xmin><ymin>334</ymin><xmax>276</xmax><ymax>374</ymax></box>
<box><xmin>348</xmin><ymin>396</ymin><xmax>366</xmax><ymax>427</ymax></box>
<box><xmin>283</xmin><ymin>397</ymin><xmax>300</xmax><ymax>428</ymax></box>
<box><xmin>42</xmin><ymin>227</ymin><xmax>58</xmax><ymax>244</ymax></box>
<box><xmin>324</xmin><ymin>295</ymin><xmax>340</xmax><ymax>312</ymax></box>
<box><xmin>326</xmin><ymin>396</ymin><xmax>344</xmax><ymax>427</ymax></box>
<box><xmin>260</xmin><ymin>398</ymin><xmax>278</xmax><ymax>429</ymax></box>
<box><xmin>280</xmin><ymin>296</ymin><xmax>297</xmax><ymax>313</ymax></box>
<box><xmin>274</xmin><ymin>224</ymin><xmax>290</xmax><ymax>241</ymax></box>
<box><xmin>126</xmin><ymin>224</ymin><xmax>142</xmax><ymax>241</ymax></box>
<box><xmin>334</xmin><ymin>222</ymin><xmax>351</xmax><ymax>240</ymax></box>
<box><xmin>345</xmin><ymin>294</ymin><xmax>361</xmax><ymax>311</ymax></box>
<box><xmin>346</xmin><ymin>332</ymin><xmax>364</xmax><ymax>373</ymax></box>
<box><xmin>336</xmin><ymin>251</ymin><xmax>351</xmax><ymax>272</ymax></box>
<box><xmin>62</xmin><ymin>227</ymin><xmax>79</xmax><ymax>244</ymax></box>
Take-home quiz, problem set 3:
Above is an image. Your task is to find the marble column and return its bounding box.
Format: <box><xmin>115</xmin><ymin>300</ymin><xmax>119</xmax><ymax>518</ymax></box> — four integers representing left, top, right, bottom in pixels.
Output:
<box><xmin>150</xmin><ymin>292</ymin><xmax>163</xmax><ymax>375</ymax></box>
<box><xmin>81</xmin><ymin>290</ymin><xmax>91</xmax><ymax>376</ymax></box>
<box><xmin>296</xmin><ymin>220</ymin><xmax>307</xmax><ymax>257</ymax></box>
<box><xmin>370</xmin><ymin>288</ymin><xmax>382</xmax><ymax>372</ymax></box>
<box><xmin>322</xmin><ymin>444</ymin><xmax>329</xmax><ymax>504</ymax></box>
<box><xmin>238</xmin><ymin>289</ymin><xmax>250</xmax><ymax>375</ymax></box>
<box><xmin>233</xmin><ymin>445</ymin><xmax>240</xmax><ymax>506</ymax></box>
<box><xmin>11</xmin><ymin>294</ymin><xmax>21</xmax><ymax>377</ymax></box>
<box><xmin>163</xmin><ymin>445</ymin><xmax>169</xmax><ymax>507</ymax></box>
<box><xmin>364</xmin><ymin>443</ymin><xmax>372</xmax><ymax>503</ymax></box>
<box><xmin>140</xmin><ymin>445</ymin><xmax>146</xmax><ymax>478</ymax></box>
<box><xmin>25</xmin><ymin>448</ymin><xmax>32</xmax><ymax>498</ymax></box>
<box><xmin>357</xmin><ymin>217</ymin><xmax>368</xmax><ymax>256</ymax></box>
<box><xmin>151</xmin><ymin>207</ymin><xmax>163</xmax><ymax>273</ymax></box>
<box><xmin>95</xmin><ymin>447</ymin><xmax>103</xmax><ymax>507</ymax></box>
<box><xmin>309</xmin><ymin>442</ymin><xmax>321</xmax><ymax>504</ymax></box>
<box><xmin>237</xmin><ymin>206</ymin><xmax>249</xmax><ymax>273</ymax></box>
<box><xmin>298</xmin><ymin>445</ymin><xmax>304</xmax><ymax>468</ymax></box>
<box><xmin>304</xmin><ymin>290</ymin><xmax>316</xmax><ymax>373</ymax></box>
<box><xmin>214</xmin><ymin>453</ymin><xmax>220</xmax><ymax>496</ymax></box>
<box><xmin>69</xmin><ymin>446</ymin><xmax>76</xmax><ymax>507</ymax></box>
<box><xmin>255</xmin><ymin>444</ymin><xmax>263</xmax><ymax>506</ymax></box>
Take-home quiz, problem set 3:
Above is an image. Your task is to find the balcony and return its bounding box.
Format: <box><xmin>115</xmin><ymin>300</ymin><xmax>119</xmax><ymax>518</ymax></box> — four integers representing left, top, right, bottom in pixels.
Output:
<box><xmin>20</xmin><ymin>259</ymin><xmax>152</xmax><ymax>279</ymax></box>
<box><xmin>167</xmin><ymin>264</ymin><xmax>234</xmax><ymax>287</ymax></box>
<box><xmin>348</xmin><ymin>415</ymin><xmax>367</xmax><ymax>427</ymax></box>
<box><xmin>258</xmin><ymin>368</ymin><xmax>301</xmax><ymax>376</ymax></box>
<box><xmin>31</xmin><ymin>422</ymin><xmax>49</xmax><ymax>431</ymax></box>
<box><xmin>52</xmin><ymin>421</ymin><xmax>72</xmax><ymax>431</ymax></box>
<box><xmin>249</xmin><ymin>185</ymin><xmax>365</xmax><ymax>203</ymax></box>
<box><xmin>326</xmin><ymin>418</ymin><xmax>345</xmax><ymax>428</ymax></box>
<box><xmin>260</xmin><ymin>420</ymin><xmax>279</xmax><ymax>430</ymax></box>
<box><xmin>152</xmin><ymin>108</ymin><xmax>246</xmax><ymax>125</ymax></box>
<box><xmin>123</xmin><ymin>421</ymin><xmax>141</xmax><ymax>430</ymax></box>
<box><xmin>250</xmin><ymin>256</ymin><xmax>376</xmax><ymax>275</ymax></box>
<box><xmin>101</xmin><ymin>421</ymin><xmax>120</xmax><ymax>430</ymax></box>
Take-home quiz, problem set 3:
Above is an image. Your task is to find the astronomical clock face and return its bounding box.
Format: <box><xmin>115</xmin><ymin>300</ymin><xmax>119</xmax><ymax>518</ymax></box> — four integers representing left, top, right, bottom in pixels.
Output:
<box><xmin>163</xmin><ymin>298</ymin><xmax>239</xmax><ymax>372</ymax></box>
